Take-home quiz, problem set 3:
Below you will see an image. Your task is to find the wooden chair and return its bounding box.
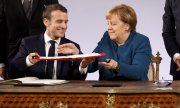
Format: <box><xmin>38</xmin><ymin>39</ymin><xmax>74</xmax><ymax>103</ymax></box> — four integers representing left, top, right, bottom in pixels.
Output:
<box><xmin>148</xmin><ymin>52</ymin><xmax>162</xmax><ymax>81</ymax></box>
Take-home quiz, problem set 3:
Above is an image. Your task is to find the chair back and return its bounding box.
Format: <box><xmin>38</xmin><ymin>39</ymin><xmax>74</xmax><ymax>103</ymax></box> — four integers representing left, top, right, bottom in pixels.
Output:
<box><xmin>148</xmin><ymin>52</ymin><xmax>162</xmax><ymax>81</ymax></box>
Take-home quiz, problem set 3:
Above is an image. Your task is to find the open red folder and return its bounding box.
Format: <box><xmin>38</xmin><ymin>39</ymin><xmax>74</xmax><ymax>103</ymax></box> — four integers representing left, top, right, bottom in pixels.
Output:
<box><xmin>34</xmin><ymin>53</ymin><xmax>106</xmax><ymax>61</ymax></box>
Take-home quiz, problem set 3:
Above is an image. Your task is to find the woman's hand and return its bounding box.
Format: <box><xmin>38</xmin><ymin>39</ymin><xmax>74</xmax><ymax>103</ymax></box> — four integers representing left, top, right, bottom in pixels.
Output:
<box><xmin>99</xmin><ymin>59</ymin><xmax>118</xmax><ymax>70</ymax></box>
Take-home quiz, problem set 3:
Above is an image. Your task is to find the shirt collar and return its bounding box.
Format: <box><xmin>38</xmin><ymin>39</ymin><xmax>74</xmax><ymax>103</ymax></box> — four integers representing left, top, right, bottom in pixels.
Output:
<box><xmin>44</xmin><ymin>32</ymin><xmax>61</xmax><ymax>44</ymax></box>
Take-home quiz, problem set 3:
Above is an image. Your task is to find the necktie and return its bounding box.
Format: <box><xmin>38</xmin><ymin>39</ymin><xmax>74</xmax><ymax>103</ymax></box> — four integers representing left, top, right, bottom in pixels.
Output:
<box><xmin>46</xmin><ymin>40</ymin><xmax>55</xmax><ymax>79</ymax></box>
<box><xmin>23</xmin><ymin>0</ymin><xmax>32</xmax><ymax>20</ymax></box>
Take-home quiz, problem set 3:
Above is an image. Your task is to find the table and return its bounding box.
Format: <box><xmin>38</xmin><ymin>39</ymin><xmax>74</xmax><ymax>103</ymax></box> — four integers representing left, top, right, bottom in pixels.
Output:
<box><xmin>0</xmin><ymin>80</ymin><xmax>180</xmax><ymax>108</ymax></box>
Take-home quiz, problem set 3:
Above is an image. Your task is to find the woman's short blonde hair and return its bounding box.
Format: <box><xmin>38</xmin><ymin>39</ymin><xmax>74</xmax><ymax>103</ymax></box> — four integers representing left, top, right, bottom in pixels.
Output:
<box><xmin>106</xmin><ymin>4</ymin><xmax>137</xmax><ymax>32</ymax></box>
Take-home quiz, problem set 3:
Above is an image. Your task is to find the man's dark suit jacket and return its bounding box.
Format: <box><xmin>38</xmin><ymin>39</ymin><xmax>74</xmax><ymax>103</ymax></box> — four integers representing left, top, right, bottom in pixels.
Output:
<box><xmin>162</xmin><ymin>0</ymin><xmax>180</xmax><ymax>80</ymax></box>
<box><xmin>8</xmin><ymin>34</ymin><xmax>87</xmax><ymax>80</ymax></box>
<box><xmin>0</xmin><ymin>0</ymin><xmax>58</xmax><ymax>64</ymax></box>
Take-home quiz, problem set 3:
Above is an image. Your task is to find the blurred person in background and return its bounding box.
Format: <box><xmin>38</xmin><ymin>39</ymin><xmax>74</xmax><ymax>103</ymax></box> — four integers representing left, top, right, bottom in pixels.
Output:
<box><xmin>162</xmin><ymin>0</ymin><xmax>180</xmax><ymax>80</ymax></box>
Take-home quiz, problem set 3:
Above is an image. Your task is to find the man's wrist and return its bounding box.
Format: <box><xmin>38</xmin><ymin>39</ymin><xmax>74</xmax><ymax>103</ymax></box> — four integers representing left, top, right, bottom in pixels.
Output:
<box><xmin>79</xmin><ymin>62</ymin><xmax>88</xmax><ymax>74</ymax></box>
<box><xmin>173</xmin><ymin>53</ymin><xmax>180</xmax><ymax>62</ymax></box>
<box><xmin>81</xmin><ymin>62</ymin><xmax>88</xmax><ymax>68</ymax></box>
<box><xmin>26</xmin><ymin>56</ymin><xmax>34</xmax><ymax>66</ymax></box>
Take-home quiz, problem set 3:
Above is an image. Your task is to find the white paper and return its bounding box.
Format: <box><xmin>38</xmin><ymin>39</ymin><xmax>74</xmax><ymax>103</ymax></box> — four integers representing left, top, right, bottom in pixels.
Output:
<box><xmin>14</xmin><ymin>77</ymin><xmax>67</xmax><ymax>85</ymax></box>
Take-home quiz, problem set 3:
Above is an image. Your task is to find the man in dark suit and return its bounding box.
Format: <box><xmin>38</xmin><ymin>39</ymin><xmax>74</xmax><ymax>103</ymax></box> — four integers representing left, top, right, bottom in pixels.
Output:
<box><xmin>8</xmin><ymin>4</ymin><xmax>87</xmax><ymax>80</ymax></box>
<box><xmin>162</xmin><ymin>0</ymin><xmax>180</xmax><ymax>80</ymax></box>
<box><xmin>0</xmin><ymin>0</ymin><xmax>59</xmax><ymax>79</ymax></box>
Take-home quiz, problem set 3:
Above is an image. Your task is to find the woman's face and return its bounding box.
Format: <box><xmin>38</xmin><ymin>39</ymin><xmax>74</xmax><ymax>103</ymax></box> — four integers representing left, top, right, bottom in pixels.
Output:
<box><xmin>106</xmin><ymin>15</ymin><xmax>130</xmax><ymax>42</ymax></box>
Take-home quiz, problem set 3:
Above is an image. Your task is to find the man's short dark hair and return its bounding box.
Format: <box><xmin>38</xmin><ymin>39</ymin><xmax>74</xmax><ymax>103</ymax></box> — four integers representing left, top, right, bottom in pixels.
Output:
<box><xmin>42</xmin><ymin>4</ymin><xmax>68</xmax><ymax>20</ymax></box>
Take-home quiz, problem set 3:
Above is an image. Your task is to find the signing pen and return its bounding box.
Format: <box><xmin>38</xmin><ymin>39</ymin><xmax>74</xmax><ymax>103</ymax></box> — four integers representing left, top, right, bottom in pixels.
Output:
<box><xmin>105</xmin><ymin>59</ymin><xmax>111</xmax><ymax>63</ymax></box>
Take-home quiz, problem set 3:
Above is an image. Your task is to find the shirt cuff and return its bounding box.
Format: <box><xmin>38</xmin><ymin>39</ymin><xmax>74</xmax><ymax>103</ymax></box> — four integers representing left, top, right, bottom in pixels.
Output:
<box><xmin>0</xmin><ymin>77</ymin><xmax>4</xmax><ymax>80</ymax></box>
<box><xmin>79</xmin><ymin>62</ymin><xmax>88</xmax><ymax>74</ymax></box>
<box><xmin>0</xmin><ymin>63</ymin><xmax>5</xmax><ymax>68</ymax></box>
<box><xmin>173</xmin><ymin>53</ymin><xmax>180</xmax><ymax>62</ymax></box>
<box><xmin>26</xmin><ymin>56</ymin><xmax>34</xmax><ymax>67</ymax></box>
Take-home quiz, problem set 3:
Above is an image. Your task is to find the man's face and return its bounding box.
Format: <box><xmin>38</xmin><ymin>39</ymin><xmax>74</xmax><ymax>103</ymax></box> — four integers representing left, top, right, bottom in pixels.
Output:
<box><xmin>44</xmin><ymin>10</ymin><xmax>68</xmax><ymax>39</ymax></box>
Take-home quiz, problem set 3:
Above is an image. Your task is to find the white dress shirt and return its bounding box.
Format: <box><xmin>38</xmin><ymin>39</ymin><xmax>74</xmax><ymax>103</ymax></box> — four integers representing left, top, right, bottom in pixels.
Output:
<box><xmin>26</xmin><ymin>32</ymin><xmax>61</xmax><ymax>79</ymax></box>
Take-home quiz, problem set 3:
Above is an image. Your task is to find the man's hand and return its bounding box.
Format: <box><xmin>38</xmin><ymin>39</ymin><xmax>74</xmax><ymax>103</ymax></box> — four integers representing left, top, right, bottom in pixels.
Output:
<box><xmin>81</xmin><ymin>58</ymin><xmax>95</xmax><ymax>68</ymax></box>
<box><xmin>28</xmin><ymin>53</ymin><xmax>40</xmax><ymax>64</ymax></box>
<box><xmin>175</xmin><ymin>56</ymin><xmax>180</xmax><ymax>71</ymax></box>
<box><xmin>57</xmin><ymin>43</ymin><xmax>79</xmax><ymax>55</ymax></box>
<box><xmin>0</xmin><ymin>67</ymin><xmax>7</xmax><ymax>80</ymax></box>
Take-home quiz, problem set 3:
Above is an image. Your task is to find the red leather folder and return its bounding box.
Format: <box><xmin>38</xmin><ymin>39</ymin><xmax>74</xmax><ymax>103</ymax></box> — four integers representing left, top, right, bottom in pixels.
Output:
<box><xmin>34</xmin><ymin>53</ymin><xmax>106</xmax><ymax>61</ymax></box>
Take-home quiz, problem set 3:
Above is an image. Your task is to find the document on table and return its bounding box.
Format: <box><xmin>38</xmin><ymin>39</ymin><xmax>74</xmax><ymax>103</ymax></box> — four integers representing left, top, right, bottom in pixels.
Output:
<box><xmin>0</xmin><ymin>77</ymin><xmax>69</xmax><ymax>86</ymax></box>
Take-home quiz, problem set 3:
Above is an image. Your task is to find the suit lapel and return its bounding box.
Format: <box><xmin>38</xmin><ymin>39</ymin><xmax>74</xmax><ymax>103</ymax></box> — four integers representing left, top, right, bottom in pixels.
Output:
<box><xmin>38</xmin><ymin>34</ymin><xmax>46</xmax><ymax>56</ymax></box>
<box><xmin>17</xmin><ymin>0</ymin><xmax>28</xmax><ymax>21</ymax></box>
<box><xmin>59</xmin><ymin>37</ymin><xmax>68</xmax><ymax>45</ymax></box>
<box><xmin>37</xmin><ymin>34</ymin><xmax>46</xmax><ymax>74</ymax></box>
<box><xmin>31</xmin><ymin>0</ymin><xmax>39</xmax><ymax>15</ymax></box>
